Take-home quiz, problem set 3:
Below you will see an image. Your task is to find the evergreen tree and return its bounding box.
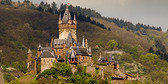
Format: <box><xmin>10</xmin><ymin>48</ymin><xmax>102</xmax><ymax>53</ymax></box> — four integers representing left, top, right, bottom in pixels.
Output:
<box><xmin>149</xmin><ymin>47</ymin><xmax>154</xmax><ymax>54</ymax></box>
<box><xmin>51</xmin><ymin>2</ymin><xmax>58</xmax><ymax>14</ymax></box>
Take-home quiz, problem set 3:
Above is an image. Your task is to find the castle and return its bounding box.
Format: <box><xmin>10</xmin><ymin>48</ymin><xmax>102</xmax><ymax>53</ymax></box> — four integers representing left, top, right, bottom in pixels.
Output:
<box><xmin>27</xmin><ymin>6</ymin><xmax>93</xmax><ymax>73</ymax></box>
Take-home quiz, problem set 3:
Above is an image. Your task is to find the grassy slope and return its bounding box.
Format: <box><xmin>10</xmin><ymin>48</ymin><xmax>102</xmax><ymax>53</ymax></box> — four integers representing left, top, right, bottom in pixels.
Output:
<box><xmin>91</xmin><ymin>17</ymin><xmax>152</xmax><ymax>50</ymax></box>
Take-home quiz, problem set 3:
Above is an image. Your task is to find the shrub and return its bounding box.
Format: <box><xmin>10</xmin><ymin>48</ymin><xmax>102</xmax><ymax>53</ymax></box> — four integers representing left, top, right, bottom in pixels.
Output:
<box><xmin>96</xmin><ymin>63</ymin><xmax>107</xmax><ymax>66</ymax></box>
<box><xmin>4</xmin><ymin>73</ymin><xmax>15</xmax><ymax>82</ymax></box>
<box><xmin>12</xmin><ymin>61</ymin><xmax>27</xmax><ymax>73</ymax></box>
<box><xmin>53</xmin><ymin>62</ymin><xmax>72</xmax><ymax>76</ymax></box>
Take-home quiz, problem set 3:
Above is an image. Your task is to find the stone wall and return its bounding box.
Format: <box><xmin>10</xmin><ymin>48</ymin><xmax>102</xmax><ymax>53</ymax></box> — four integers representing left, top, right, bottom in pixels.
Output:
<box><xmin>41</xmin><ymin>58</ymin><xmax>56</xmax><ymax>72</ymax></box>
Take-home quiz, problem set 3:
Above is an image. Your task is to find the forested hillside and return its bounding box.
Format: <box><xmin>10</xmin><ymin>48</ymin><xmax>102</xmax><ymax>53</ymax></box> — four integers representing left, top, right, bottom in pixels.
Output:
<box><xmin>0</xmin><ymin>0</ymin><xmax>168</xmax><ymax>83</ymax></box>
<box><xmin>0</xmin><ymin>5</ymin><xmax>152</xmax><ymax>66</ymax></box>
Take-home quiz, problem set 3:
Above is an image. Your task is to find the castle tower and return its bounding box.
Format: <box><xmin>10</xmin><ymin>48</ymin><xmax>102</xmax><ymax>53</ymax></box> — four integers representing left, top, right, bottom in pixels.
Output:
<box><xmin>58</xmin><ymin>6</ymin><xmax>77</xmax><ymax>42</ymax></box>
<box><xmin>27</xmin><ymin>48</ymin><xmax>33</xmax><ymax>71</ymax></box>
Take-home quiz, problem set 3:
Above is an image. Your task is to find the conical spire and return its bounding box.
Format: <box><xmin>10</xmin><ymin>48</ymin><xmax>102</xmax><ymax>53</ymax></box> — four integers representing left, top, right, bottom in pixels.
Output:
<box><xmin>38</xmin><ymin>43</ymin><xmax>41</xmax><ymax>48</ymax></box>
<box><xmin>82</xmin><ymin>35</ymin><xmax>85</xmax><ymax>47</ymax></box>
<box><xmin>62</xmin><ymin>5</ymin><xmax>71</xmax><ymax>23</ymax></box>
<box><xmin>70</xmin><ymin>49</ymin><xmax>76</xmax><ymax>58</ymax></box>
<box><xmin>59</xmin><ymin>14</ymin><xmax>61</xmax><ymax>20</ymax></box>
<box><xmin>28</xmin><ymin>48</ymin><xmax>32</xmax><ymax>53</ymax></box>
<box><xmin>74</xmin><ymin>14</ymin><xmax>76</xmax><ymax>20</ymax></box>
<box><xmin>88</xmin><ymin>47</ymin><xmax>91</xmax><ymax>52</ymax></box>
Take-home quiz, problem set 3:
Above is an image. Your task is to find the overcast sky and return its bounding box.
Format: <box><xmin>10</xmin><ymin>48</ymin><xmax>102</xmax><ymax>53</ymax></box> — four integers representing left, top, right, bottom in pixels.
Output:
<box><xmin>14</xmin><ymin>0</ymin><xmax>168</xmax><ymax>31</ymax></box>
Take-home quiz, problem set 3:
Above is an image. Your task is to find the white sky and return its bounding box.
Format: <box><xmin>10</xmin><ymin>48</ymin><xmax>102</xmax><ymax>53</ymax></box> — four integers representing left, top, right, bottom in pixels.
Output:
<box><xmin>14</xmin><ymin>0</ymin><xmax>168</xmax><ymax>31</ymax></box>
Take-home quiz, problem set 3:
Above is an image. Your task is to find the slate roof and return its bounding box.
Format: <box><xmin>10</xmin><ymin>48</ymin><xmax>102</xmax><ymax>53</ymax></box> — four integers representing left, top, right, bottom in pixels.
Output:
<box><xmin>62</xmin><ymin>6</ymin><xmax>71</xmax><ymax>24</ymax></box>
<box><xmin>42</xmin><ymin>47</ymin><xmax>52</xmax><ymax>51</ymax></box>
<box><xmin>40</xmin><ymin>51</ymin><xmax>55</xmax><ymax>58</ymax></box>
<box><xmin>76</xmin><ymin>46</ymin><xmax>81</xmax><ymax>55</ymax></box>
<box><xmin>73</xmin><ymin>48</ymin><xmax>90</xmax><ymax>56</ymax></box>
<box><xmin>53</xmin><ymin>39</ymin><xmax>66</xmax><ymax>44</ymax></box>
<box><xmin>68</xmin><ymin>49</ymin><xmax>76</xmax><ymax>58</ymax></box>
<box><xmin>53</xmin><ymin>32</ymin><xmax>76</xmax><ymax>48</ymax></box>
<box><xmin>66</xmin><ymin>32</ymin><xmax>74</xmax><ymax>48</ymax></box>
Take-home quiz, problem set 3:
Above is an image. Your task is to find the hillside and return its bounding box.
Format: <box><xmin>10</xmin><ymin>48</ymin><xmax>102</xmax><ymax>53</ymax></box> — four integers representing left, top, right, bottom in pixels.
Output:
<box><xmin>0</xmin><ymin>5</ymin><xmax>168</xmax><ymax>83</ymax></box>
<box><xmin>0</xmin><ymin>5</ymin><xmax>153</xmax><ymax>66</ymax></box>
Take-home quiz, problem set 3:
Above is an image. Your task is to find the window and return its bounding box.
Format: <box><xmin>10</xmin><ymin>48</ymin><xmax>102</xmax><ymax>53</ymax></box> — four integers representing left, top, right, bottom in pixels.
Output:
<box><xmin>83</xmin><ymin>57</ymin><xmax>84</xmax><ymax>60</ymax></box>
<box><xmin>44</xmin><ymin>59</ymin><xmax>45</xmax><ymax>62</ymax></box>
<box><xmin>58</xmin><ymin>44</ymin><xmax>60</xmax><ymax>46</ymax></box>
<box><xmin>55</xmin><ymin>44</ymin><xmax>56</xmax><ymax>46</ymax></box>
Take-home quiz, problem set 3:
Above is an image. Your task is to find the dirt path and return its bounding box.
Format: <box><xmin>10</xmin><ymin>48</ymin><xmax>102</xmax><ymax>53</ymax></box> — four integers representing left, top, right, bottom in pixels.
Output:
<box><xmin>0</xmin><ymin>68</ymin><xmax>4</xmax><ymax>84</ymax></box>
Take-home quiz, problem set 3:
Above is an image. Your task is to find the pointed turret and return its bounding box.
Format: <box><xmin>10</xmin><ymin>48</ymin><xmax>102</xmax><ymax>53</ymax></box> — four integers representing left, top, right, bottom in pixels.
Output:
<box><xmin>68</xmin><ymin>13</ymin><xmax>72</xmax><ymax>24</ymax></box>
<box><xmin>28</xmin><ymin>48</ymin><xmax>32</xmax><ymax>53</ymax></box>
<box><xmin>58</xmin><ymin>14</ymin><xmax>62</xmax><ymax>24</ymax></box>
<box><xmin>70</xmin><ymin>49</ymin><xmax>76</xmax><ymax>58</ymax></box>
<box><xmin>74</xmin><ymin>14</ymin><xmax>76</xmax><ymax>20</ymax></box>
<box><xmin>82</xmin><ymin>35</ymin><xmax>85</xmax><ymax>47</ymax></box>
<box><xmin>27</xmin><ymin>48</ymin><xmax>33</xmax><ymax>71</ymax></box>
<box><xmin>37</xmin><ymin>43</ymin><xmax>41</xmax><ymax>50</ymax></box>
<box><xmin>59</xmin><ymin>14</ymin><xmax>61</xmax><ymax>20</ymax></box>
<box><xmin>73</xmin><ymin>14</ymin><xmax>77</xmax><ymax>24</ymax></box>
<box><xmin>98</xmin><ymin>53</ymin><xmax>102</xmax><ymax>61</ymax></box>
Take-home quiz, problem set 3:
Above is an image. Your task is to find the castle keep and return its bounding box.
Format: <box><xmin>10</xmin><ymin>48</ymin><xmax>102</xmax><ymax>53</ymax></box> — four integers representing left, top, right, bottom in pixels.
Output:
<box><xmin>27</xmin><ymin>6</ymin><xmax>93</xmax><ymax>73</ymax></box>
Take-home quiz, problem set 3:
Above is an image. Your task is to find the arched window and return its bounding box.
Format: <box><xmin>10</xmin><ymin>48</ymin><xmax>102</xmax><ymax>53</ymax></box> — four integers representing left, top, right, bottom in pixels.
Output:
<box><xmin>44</xmin><ymin>59</ymin><xmax>45</xmax><ymax>62</ymax></box>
